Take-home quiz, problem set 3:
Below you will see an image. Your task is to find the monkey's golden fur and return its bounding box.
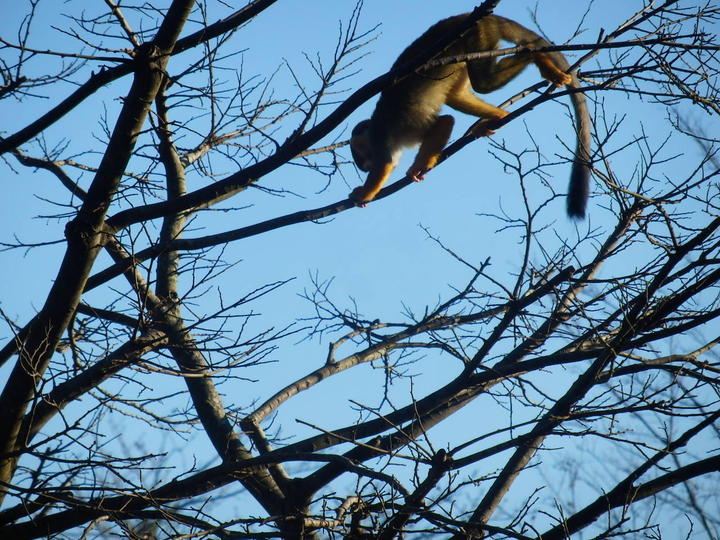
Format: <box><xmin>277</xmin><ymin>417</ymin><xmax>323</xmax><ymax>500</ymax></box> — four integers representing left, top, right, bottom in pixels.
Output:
<box><xmin>349</xmin><ymin>14</ymin><xmax>591</xmax><ymax>218</ymax></box>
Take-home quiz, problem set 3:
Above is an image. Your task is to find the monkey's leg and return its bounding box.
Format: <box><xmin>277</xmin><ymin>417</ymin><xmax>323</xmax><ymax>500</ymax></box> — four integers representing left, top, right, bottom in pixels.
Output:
<box><xmin>447</xmin><ymin>84</ymin><xmax>508</xmax><ymax>137</ymax></box>
<box><xmin>533</xmin><ymin>53</ymin><xmax>572</xmax><ymax>86</ymax></box>
<box><xmin>350</xmin><ymin>161</ymin><xmax>395</xmax><ymax>206</ymax></box>
<box><xmin>467</xmin><ymin>55</ymin><xmax>532</xmax><ymax>93</ymax></box>
<box><xmin>446</xmin><ymin>86</ymin><xmax>506</xmax><ymax>118</ymax></box>
<box><xmin>407</xmin><ymin>115</ymin><xmax>454</xmax><ymax>181</ymax></box>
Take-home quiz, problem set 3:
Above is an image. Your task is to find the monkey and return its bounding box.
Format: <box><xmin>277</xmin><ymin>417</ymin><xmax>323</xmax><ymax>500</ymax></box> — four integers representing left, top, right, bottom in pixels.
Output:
<box><xmin>349</xmin><ymin>13</ymin><xmax>591</xmax><ymax>218</ymax></box>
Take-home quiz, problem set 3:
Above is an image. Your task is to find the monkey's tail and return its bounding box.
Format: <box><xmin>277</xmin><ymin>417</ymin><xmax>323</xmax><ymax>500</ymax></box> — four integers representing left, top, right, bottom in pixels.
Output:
<box><xmin>567</xmin><ymin>76</ymin><xmax>592</xmax><ymax>219</ymax></box>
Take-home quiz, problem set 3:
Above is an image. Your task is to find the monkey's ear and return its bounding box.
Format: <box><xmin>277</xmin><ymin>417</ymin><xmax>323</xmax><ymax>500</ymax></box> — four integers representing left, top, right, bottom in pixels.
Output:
<box><xmin>350</xmin><ymin>120</ymin><xmax>372</xmax><ymax>172</ymax></box>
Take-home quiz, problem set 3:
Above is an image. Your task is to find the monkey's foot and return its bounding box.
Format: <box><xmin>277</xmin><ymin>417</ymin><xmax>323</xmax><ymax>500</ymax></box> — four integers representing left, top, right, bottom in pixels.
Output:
<box><xmin>534</xmin><ymin>54</ymin><xmax>573</xmax><ymax>87</ymax></box>
<box><xmin>468</xmin><ymin>120</ymin><xmax>498</xmax><ymax>137</ymax></box>
<box><xmin>407</xmin><ymin>168</ymin><xmax>426</xmax><ymax>182</ymax></box>
<box><xmin>546</xmin><ymin>70</ymin><xmax>572</xmax><ymax>87</ymax></box>
<box><xmin>539</xmin><ymin>66</ymin><xmax>572</xmax><ymax>87</ymax></box>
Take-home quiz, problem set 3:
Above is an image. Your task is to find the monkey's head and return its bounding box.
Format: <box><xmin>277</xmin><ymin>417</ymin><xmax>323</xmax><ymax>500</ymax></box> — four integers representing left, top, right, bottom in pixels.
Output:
<box><xmin>350</xmin><ymin>119</ymin><xmax>372</xmax><ymax>172</ymax></box>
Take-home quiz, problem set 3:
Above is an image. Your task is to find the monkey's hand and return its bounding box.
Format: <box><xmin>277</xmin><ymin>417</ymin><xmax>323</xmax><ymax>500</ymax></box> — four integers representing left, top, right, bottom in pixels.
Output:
<box><xmin>350</xmin><ymin>163</ymin><xmax>394</xmax><ymax>206</ymax></box>
<box><xmin>350</xmin><ymin>186</ymin><xmax>374</xmax><ymax>207</ymax></box>
<box><xmin>406</xmin><ymin>166</ymin><xmax>428</xmax><ymax>182</ymax></box>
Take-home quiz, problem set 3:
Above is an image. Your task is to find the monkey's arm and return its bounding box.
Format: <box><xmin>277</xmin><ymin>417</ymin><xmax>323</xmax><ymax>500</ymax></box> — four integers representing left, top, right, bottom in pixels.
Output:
<box><xmin>350</xmin><ymin>115</ymin><xmax>455</xmax><ymax>205</ymax></box>
<box><xmin>350</xmin><ymin>162</ymin><xmax>395</xmax><ymax>206</ymax></box>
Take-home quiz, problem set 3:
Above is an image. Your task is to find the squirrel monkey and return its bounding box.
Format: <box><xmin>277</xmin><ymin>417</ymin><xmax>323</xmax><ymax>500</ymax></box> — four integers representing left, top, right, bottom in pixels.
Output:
<box><xmin>349</xmin><ymin>14</ymin><xmax>592</xmax><ymax>218</ymax></box>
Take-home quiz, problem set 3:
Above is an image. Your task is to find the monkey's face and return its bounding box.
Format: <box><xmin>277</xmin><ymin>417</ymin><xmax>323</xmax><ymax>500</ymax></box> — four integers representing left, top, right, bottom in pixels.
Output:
<box><xmin>350</xmin><ymin>119</ymin><xmax>372</xmax><ymax>172</ymax></box>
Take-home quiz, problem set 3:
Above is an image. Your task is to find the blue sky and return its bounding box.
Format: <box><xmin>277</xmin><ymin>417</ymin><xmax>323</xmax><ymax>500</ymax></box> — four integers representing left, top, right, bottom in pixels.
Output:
<box><xmin>0</xmin><ymin>0</ymin><xmax>672</xmax><ymax>321</ymax></box>
<box><xmin>0</xmin><ymin>0</ymin><xmax>695</xmax><ymax>461</ymax></box>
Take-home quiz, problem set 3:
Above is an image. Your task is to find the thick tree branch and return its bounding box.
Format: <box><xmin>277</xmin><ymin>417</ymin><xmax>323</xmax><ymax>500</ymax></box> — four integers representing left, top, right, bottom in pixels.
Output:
<box><xmin>0</xmin><ymin>0</ymin><xmax>196</xmax><ymax>501</ymax></box>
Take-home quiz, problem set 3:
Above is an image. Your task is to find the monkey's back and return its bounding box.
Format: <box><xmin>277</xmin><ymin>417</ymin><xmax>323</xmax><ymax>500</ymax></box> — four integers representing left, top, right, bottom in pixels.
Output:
<box><xmin>371</xmin><ymin>14</ymin><xmax>508</xmax><ymax>146</ymax></box>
